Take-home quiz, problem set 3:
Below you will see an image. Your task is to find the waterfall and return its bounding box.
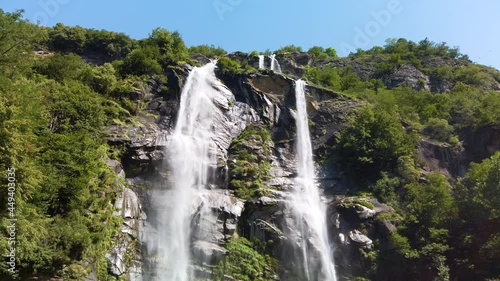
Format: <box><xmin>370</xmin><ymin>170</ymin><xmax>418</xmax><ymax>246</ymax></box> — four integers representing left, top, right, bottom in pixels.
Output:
<box><xmin>258</xmin><ymin>55</ymin><xmax>265</xmax><ymax>69</ymax></box>
<box><xmin>287</xmin><ymin>79</ymin><xmax>337</xmax><ymax>281</ymax></box>
<box><xmin>152</xmin><ymin>62</ymin><xmax>226</xmax><ymax>281</ymax></box>
<box><xmin>270</xmin><ymin>54</ymin><xmax>282</xmax><ymax>73</ymax></box>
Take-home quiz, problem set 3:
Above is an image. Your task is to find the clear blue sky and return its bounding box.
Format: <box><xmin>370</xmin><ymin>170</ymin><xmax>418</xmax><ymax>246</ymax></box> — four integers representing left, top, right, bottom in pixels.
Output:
<box><xmin>2</xmin><ymin>0</ymin><xmax>499</xmax><ymax>70</ymax></box>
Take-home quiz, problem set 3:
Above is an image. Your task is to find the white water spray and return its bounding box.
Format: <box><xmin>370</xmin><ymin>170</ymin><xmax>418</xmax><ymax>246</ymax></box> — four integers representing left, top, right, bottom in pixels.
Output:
<box><xmin>258</xmin><ymin>55</ymin><xmax>265</xmax><ymax>69</ymax></box>
<box><xmin>270</xmin><ymin>54</ymin><xmax>282</xmax><ymax>73</ymax></box>
<box><xmin>288</xmin><ymin>79</ymin><xmax>337</xmax><ymax>281</ymax></box>
<box><xmin>153</xmin><ymin>62</ymin><xmax>226</xmax><ymax>281</ymax></box>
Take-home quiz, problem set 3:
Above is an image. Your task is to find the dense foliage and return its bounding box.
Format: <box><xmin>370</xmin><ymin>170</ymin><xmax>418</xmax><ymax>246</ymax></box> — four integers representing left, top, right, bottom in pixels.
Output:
<box><xmin>213</xmin><ymin>238</ymin><xmax>278</xmax><ymax>281</ymax></box>
<box><xmin>228</xmin><ymin>125</ymin><xmax>272</xmax><ymax>199</ymax></box>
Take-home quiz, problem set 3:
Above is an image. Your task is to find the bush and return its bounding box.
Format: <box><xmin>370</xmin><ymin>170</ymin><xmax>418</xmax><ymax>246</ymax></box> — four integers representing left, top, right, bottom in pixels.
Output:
<box><xmin>228</xmin><ymin>125</ymin><xmax>272</xmax><ymax>199</ymax></box>
<box><xmin>370</xmin><ymin>172</ymin><xmax>400</xmax><ymax>203</ymax></box>
<box><xmin>304</xmin><ymin>66</ymin><xmax>340</xmax><ymax>90</ymax></box>
<box><xmin>423</xmin><ymin>118</ymin><xmax>454</xmax><ymax>142</ymax></box>
<box><xmin>188</xmin><ymin>44</ymin><xmax>227</xmax><ymax>58</ymax></box>
<box><xmin>216</xmin><ymin>57</ymin><xmax>242</xmax><ymax>75</ymax></box>
<box><xmin>119</xmin><ymin>46</ymin><xmax>162</xmax><ymax>76</ymax></box>
<box><xmin>307</xmin><ymin>46</ymin><xmax>337</xmax><ymax>60</ymax></box>
<box><xmin>34</xmin><ymin>53</ymin><xmax>85</xmax><ymax>82</ymax></box>
<box><xmin>274</xmin><ymin>45</ymin><xmax>302</xmax><ymax>54</ymax></box>
<box><xmin>213</xmin><ymin>238</ymin><xmax>278</xmax><ymax>281</ymax></box>
<box><xmin>81</xmin><ymin>63</ymin><xmax>117</xmax><ymax>94</ymax></box>
<box><xmin>337</xmin><ymin>105</ymin><xmax>414</xmax><ymax>180</ymax></box>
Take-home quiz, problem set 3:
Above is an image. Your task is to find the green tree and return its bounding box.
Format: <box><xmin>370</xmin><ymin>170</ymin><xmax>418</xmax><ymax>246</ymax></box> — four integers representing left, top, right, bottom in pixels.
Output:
<box><xmin>304</xmin><ymin>66</ymin><xmax>340</xmax><ymax>90</ymax></box>
<box><xmin>81</xmin><ymin>63</ymin><xmax>118</xmax><ymax>94</ymax></box>
<box><xmin>0</xmin><ymin>9</ymin><xmax>46</xmax><ymax>76</ymax></box>
<box><xmin>188</xmin><ymin>44</ymin><xmax>227</xmax><ymax>58</ymax></box>
<box><xmin>120</xmin><ymin>46</ymin><xmax>162</xmax><ymax>76</ymax></box>
<box><xmin>217</xmin><ymin>57</ymin><xmax>242</xmax><ymax>75</ymax></box>
<box><xmin>34</xmin><ymin>53</ymin><xmax>85</xmax><ymax>82</ymax></box>
<box><xmin>275</xmin><ymin>44</ymin><xmax>302</xmax><ymax>54</ymax></box>
<box><xmin>337</xmin><ymin>105</ymin><xmax>414</xmax><ymax>179</ymax></box>
<box><xmin>404</xmin><ymin>173</ymin><xmax>457</xmax><ymax>226</ymax></box>
<box><xmin>423</xmin><ymin>118</ymin><xmax>454</xmax><ymax>143</ymax></box>
<box><xmin>48</xmin><ymin>23</ymin><xmax>87</xmax><ymax>53</ymax></box>
<box><xmin>145</xmin><ymin>27</ymin><xmax>188</xmax><ymax>63</ymax></box>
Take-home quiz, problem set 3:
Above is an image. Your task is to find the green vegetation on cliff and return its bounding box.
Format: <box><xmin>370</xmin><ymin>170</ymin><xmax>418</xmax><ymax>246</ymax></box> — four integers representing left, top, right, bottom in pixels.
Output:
<box><xmin>228</xmin><ymin>125</ymin><xmax>273</xmax><ymax>199</ymax></box>
<box><xmin>213</xmin><ymin>238</ymin><xmax>278</xmax><ymax>281</ymax></box>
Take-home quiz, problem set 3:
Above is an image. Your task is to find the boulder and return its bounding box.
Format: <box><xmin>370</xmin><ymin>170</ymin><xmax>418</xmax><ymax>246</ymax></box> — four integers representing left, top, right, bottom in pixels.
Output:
<box><xmin>349</xmin><ymin>230</ymin><xmax>373</xmax><ymax>248</ymax></box>
<box><xmin>384</xmin><ymin>64</ymin><xmax>431</xmax><ymax>91</ymax></box>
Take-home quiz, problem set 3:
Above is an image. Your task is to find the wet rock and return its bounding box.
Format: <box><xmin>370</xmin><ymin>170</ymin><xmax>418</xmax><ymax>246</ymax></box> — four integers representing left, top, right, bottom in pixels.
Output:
<box><xmin>192</xmin><ymin>241</ymin><xmax>228</xmax><ymax>262</ymax></box>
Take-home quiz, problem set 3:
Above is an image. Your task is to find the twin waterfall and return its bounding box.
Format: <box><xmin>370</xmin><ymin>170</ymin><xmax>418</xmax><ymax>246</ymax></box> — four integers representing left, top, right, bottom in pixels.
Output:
<box><xmin>151</xmin><ymin>62</ymin><xmax>336</xmax><ymax>280</ymax></box>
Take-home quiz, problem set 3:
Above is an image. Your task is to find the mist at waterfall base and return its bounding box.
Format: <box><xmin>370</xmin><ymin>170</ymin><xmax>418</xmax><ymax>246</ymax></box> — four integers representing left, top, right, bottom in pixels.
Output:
<box><xmin>283</xmin><ymin>79</ymin><xmax>337</xmax><ymax>281</ymax></box>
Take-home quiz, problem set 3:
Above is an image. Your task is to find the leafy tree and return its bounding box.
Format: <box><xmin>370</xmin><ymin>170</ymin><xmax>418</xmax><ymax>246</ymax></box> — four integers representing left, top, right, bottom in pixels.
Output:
<box><xmin>324</xmin><ymin>47</ymin><xmax>337</xmax><ymax>58</ymax></box>
<box><xmin>307</xmin><ymin>46</ymin><xmax>337</xmax><ymax>60</ymax></box>
<box><xmin>423</xmin><ymin>118</ymin><xmax>454</xmax><ymax>142</ymax></box>
<box><xmin>119</xmin><ymin>46</ymin><xmax>162</xmax><ymax>76</ymax></box>
<box><xmin>33</xmin><ymin>53</ymin><xmax>85</xmax><ymax>82</ymax></box>
<box><xmin>81</xmin><ymin>63</ymin><xmax>118</xmax><ymax>94</ymax></box>
<box><xmin>337</xmin><ymin>105</ymin><xmax>414</xmax><ymax>179</ymax></box>
<box><xmin>304</xmin><ymin>66</ymin><xmax>340</xmax><ymax>90</ymax></box>
<box><xmin>274</xmin><ymin>44</ymin><xmax>303</xmax><ymax>54</ymax></box>
<box><xmin>404</xmin><ymin>173</ymin><xmax>457</xmax><ymax>226</ymax></box>
<box><xmin>188</xmin><ymin>44</ymin><xmax>227</xmax><ymax>58</ymax></box>
<box><xmin>216</xmin><ymin>57</ymin><xmax>243</xmax><ymax>75</ymax></box>
<box><xmin>85</xmin><ymin>28</ymin><xmax>135</xmax><ymax>59</ymax></box>
<box><xmin>144</xmin><ymin>27</ymin><xmax>188</xmax><ymax>63</ymax></box>
<box><xmin>458</xmin><ymin>151</ymin><xmax>500</xmax><ymax>220</ymax></box>
<box><xmin>339</xmin><ymin>65</ymin><xmax>361</xmax><ymax>91</ymax></box>
<box><xmin>449</xmin><ymin>152</ymin><xmax>500</xmax><ymax>280</ymax></box>
<box><xmin>0</xmin><ymin>9</ymin><xmax>46</xmax><ymax>76</ymax></box>
<box><xmin>48</xmin><ymin>23</ymin><xmax>87</xmax><ymax>53</ymax></box>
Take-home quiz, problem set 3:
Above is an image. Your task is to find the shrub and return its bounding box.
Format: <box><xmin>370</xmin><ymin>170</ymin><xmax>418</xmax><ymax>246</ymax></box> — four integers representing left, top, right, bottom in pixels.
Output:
<box><xmin>423</xmin><ymin>118</ymin><xmax>454</xmax><ymax>142</ymax></box>
<box><xmin>337</xmin><ymin>105</ymin><xmax>414</xmax><ymax>180</ymax></box>
<box><xmin>188</xmin><ymin>44</ymin><xmax>227</xmax><ymax>58</ymax></box>
<box><xmin>217</xmin><ymin>57</ymin><xmax>242</xmax><ymax>75</ymax></box>
<box><xmin>213</xmin><ymin>238</ymin><xmax>278</xmax><ymax>281</ymax></box>
<box><xmin>274</xmin><ymin>45</ymin><xmax>302</xmax><ymax>54</ymax></box>
<box><xmin>228</xmin><ymin>125</ymin><xmax>272</xmax><ymax>199</ymax></box>
<box><xmin>81</xmin><ymin>63</ymin><xmax>117</xmax><ymax>94</ymax></box>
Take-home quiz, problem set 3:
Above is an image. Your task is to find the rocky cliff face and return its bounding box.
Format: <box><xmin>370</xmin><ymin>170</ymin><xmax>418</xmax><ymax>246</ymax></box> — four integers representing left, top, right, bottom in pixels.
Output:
<box><xmin>102</xmin><ymin>54</ymin><xmax>499</xmax><ymax>281</ymax></box>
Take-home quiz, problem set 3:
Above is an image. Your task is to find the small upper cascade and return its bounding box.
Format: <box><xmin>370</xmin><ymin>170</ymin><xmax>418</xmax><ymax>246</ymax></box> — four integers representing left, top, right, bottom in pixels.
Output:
<box><xmin>258</xmin><ymin>55</ymin><xmax>265</xmax><ymax>69</ymax></box>
<box><xmin>270</xmin><ymin>54</ymin><xmax>282</xmax><ymax>73</ymax></box>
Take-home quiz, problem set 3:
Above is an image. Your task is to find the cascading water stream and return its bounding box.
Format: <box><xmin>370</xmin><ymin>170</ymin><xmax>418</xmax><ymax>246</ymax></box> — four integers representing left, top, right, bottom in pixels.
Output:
<box><xmin>152</xmin><ymin>62</ymin><xmax>225</xmax><ymax>281</ymax></box>
<box><xmin>270</xmin><ymin>54</ymin><xmax>282</xmax><ymax>73</ymax></box>
<box><xmin>258</xmin><ymin>55</ymin><xmax>265</xmax><ymax>69</ymax></box>
<box><xmin>288</xmin><ymin>79</ymin><xmax>337</xmax><ymax>281</ymax></box>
